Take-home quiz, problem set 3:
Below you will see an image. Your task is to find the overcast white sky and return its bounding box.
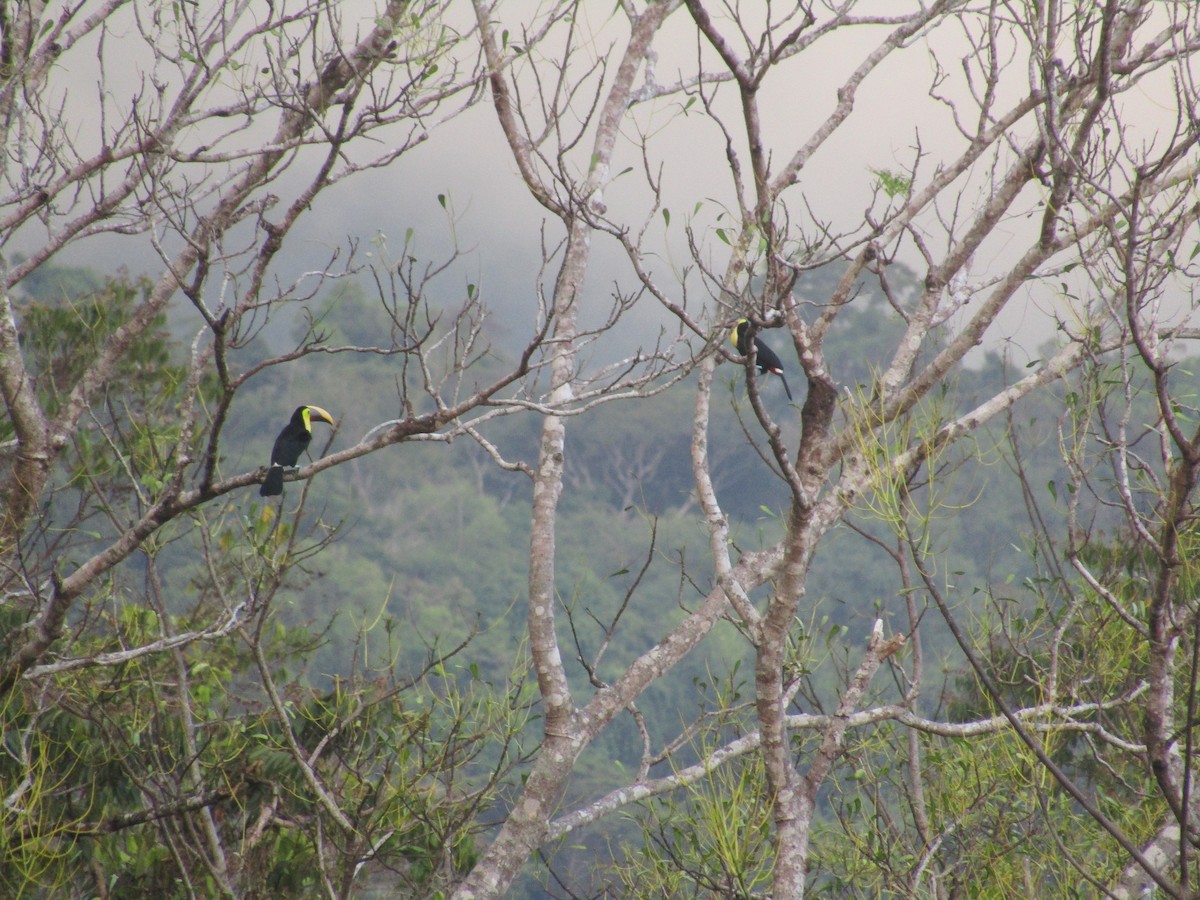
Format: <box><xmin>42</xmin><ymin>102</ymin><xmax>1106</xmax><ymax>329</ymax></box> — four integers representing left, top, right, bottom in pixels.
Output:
<box><xmin>28</xmin><ymin>1</ymin><xmax>1195</xmax><ymax>369</ymax></box>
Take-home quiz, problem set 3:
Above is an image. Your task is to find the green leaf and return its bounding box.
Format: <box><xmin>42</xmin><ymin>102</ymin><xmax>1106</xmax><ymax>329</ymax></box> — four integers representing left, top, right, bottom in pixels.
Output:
<box><xmin>869</xmin><ymin>167</ymin><xmax>912</xmax><ymax>198</ymax></box>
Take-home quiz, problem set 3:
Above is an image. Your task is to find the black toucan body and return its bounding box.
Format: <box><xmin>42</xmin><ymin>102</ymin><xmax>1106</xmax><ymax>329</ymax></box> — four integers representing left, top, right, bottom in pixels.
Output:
<box><xmin>732</xmin><ymin>319</ymin><xmax>793</xmax><ymax>401</ymax></box>
<box><xmin>260</xmin><ymin>405</ymin><xmax>335</xmax><ymax>496</ymax></box>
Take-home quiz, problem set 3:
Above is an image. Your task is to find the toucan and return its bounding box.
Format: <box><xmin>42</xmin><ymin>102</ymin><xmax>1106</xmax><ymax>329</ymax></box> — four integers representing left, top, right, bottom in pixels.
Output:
<box><xmin>732</xmin><ymin>319</ymin><xmax>793</xmax><ymax>401</ymax></box>
<box><xmin>260</xmin><ymin>405</ymin><xmax>335</xmax><ymax>496</ymax></box>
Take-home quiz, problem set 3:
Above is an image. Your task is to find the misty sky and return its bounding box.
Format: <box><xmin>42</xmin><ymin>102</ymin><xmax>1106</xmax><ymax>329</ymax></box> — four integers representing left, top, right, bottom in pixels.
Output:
<box><xmin>22</xmin><ymin>2</ymin><xmax>1193</xmax><ymax>368</ymax></box>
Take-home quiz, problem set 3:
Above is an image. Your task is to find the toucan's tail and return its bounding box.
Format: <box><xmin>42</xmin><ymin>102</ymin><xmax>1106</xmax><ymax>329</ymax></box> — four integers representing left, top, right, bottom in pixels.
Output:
<box><xmin>260</xmin><ymin>465</ymin><xmax>284</xmax><ymax>497</ymax></box>
<box><xmin>777</xmin><ymin>371</ymin><xmax>793</xmax><ymax>401</ymax></box>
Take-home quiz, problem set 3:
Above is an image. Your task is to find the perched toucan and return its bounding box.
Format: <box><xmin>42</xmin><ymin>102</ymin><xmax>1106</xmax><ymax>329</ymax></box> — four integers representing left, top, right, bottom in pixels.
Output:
<box><xmin>260</xmin><ymin>405</ymin><xmax>335</xmax><ymax>497</ymax></box>
<box><xmin>732</xmin><ymin>319</ymin><xmax>793</xmax><ymax>401</ymax></box>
